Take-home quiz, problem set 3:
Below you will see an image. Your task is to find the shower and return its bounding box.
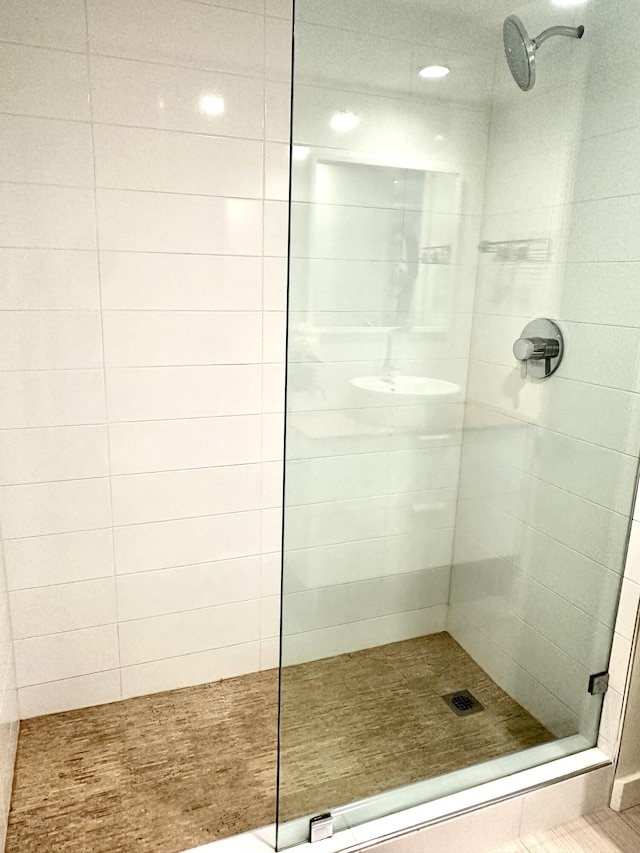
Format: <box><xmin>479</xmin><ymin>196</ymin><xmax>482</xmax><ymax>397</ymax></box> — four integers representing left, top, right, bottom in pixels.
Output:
<box><xmin>4</xmin><ymin>0</ymin><xmax>640</xmax><ymax>852</ymax></box>
<box><xmin>503</xmin><ymin>14</ymin><xmax>585</xmax><ymax>91</ymax></box>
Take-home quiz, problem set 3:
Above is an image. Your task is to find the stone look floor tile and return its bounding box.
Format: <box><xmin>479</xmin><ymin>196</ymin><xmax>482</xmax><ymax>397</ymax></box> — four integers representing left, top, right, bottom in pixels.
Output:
<box><xmin>7</xmin><ymin>633</ymin><xmax>552</xmax><ymax>853</ymax></box>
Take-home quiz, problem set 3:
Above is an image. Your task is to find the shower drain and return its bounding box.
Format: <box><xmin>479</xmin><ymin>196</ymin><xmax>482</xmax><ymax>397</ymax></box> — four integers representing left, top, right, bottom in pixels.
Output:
<box><xmin>441</xmin><ymin>689</ymin><xmax>484</xmax><ymax>717</ymax></box>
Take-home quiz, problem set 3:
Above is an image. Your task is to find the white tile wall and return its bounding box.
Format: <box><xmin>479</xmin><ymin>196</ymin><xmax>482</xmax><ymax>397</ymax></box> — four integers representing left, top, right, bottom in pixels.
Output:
<box><xmin>114</xmin><ymin>509</ymin><xmax>263</xmax><ymax>576</ymax></box>
<box><xmin>121</xmin><ymin>642</ymin><xmax>260</xmax><ymax>700</ymax></box>
<box><xmin>90</xmin><ymin>56</ymin><xmax>266</xmax><ymax>138</ymax></box>
<box><xmin>10</xmin><ymin>579</ymin><xmax>117</xmax><ymax>639</ymax></box>
<box><xmin>108</xmin><ymin>416</ymin><xmax>262</xmax><ymax>475</ymax></box>
<box><xmin>116</xmin><ymin>557</ymin><xmax>261</xmax><ymax>620</ymax></box>
<box><xmin>93</xmin><ymin>125</ymin><xmax>264</xmax><ymax>197</ymax></box>
<box><xmin>0</xmin><ymin>115</ymin><xmax>94</xmax><ymax>186</ymax></box>
<box><xmin>86</xmin><ymin>0</ymin><xmax>265</xmax><ymax>76</ymax></box>
<box><xmin>4</xmin><ymin>529</ymin><xmax>114</xmax><ymax>590</ymax></box>
<box><xmin>449</xmin><ymin>0</ymin><xmax>640</xmax><ymax>745</ymax></box>
<box><xmin>0</xmin><ymin>0</ymin><xmax>292</xmax><ymax>724</ymax></box>
<box><xmin>0</xmin><ymin>0</ymin><xmax>87</xmax><ymax>52</ymax></box>
<box><xmin>96</xmin><ymin>190</ymin><xmax>263</xmax><ymax>255</ymax></box>
<box><xmin>14</xmin><ymin>624</ymin><xmax>119</xmax><ymax>687</ymax></box>
<box><xmin>111</xmin><ymin>464</ymin><xmax>263</xmax><ymax>526</ymax></box>
<box><xmin>1</xmin><ymin>12</ymin><xmax>637</xmax><ymax>846</ymax></box>
<box><xmin>0</xmin><ymin>44</ymin><xmax>90</xmax><ymax>119</ymax></box>
<box><xmin>99</xmin><ymin>253</ymin><xmax>262</xmax><ymax>311</ymax></box>
<box><xmin>118</xmin><ymin>600</ymin><xmax>260</xmax><ymax>667</ymax></box>
<box><xmin>0</xmin><ymin>311</ymin><xmax>103</xmax><ymax>370</ymax></box>
<box><xmin>0</xmin><ymin>370</ymin><xmax>106</xmax><ymax>428</ymax></box>
<box><xmin>0</xmin><ymin>478</ymin><xmax>112</xmax><ymax>539</ymax></box>
<box><xmin>0</xmin><ymin>249</ymin><xmax>100</xmax><ymax>311</ymax></box>
<box><xmin>18</xmin><ymin>671</ymin><xmax>120</xmax><ymax>720</ymax></box>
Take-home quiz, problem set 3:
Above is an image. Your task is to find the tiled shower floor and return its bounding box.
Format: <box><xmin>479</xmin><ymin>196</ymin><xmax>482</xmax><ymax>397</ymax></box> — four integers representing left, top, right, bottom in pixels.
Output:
<box><xmin>6</xmin><ymin>633</ymin><xmax>553</xmax><ymax>853</ymax></box>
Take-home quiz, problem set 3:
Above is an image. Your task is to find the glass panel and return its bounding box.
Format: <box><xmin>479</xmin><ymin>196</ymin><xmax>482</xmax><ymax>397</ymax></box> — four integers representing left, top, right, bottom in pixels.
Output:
<box><xmin>278</xmin><ymin>0</ymin><xmax>640</xmax><ymax>848</ymax></box>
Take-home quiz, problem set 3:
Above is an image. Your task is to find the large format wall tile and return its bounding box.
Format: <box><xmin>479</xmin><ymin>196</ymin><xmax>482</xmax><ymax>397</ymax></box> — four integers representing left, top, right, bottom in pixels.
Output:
<box><xmin>10</xmin><ymin>579</ymin><xmax>117</xmax><ymax>639</ymax></box>
<box><xmin>90</xmin><ymin>56</ymin><xmax>266</xmax><ymax>138</ymax></box>
<box><xmin>86</xmin><ymin>0</ymin><xmax>265</xmax><ymax>76</ymax></box>
<box><xmin>102</xmin><ymin>311</ymin><xmax>262</xmax><ymax>367</ymax></box>
<box><xmin>93</xmin><ymin>125</ymin><xmax>264</xmax><ymax>198</ymax></box>
<box><xmin>110</xmin><ymin>463</ymin><xmax>262</xmax><ymax>526</ymax></box>
<box><xmin>113</xmin><ymin>511</ymin><xmax>262</xmax><ymax>575</ymax></box>
<box><xmin>109</xmin><ymin>416</ymin><xmax>262</xmax><ymax>475</ymax></box>
<box><xmin>99</xmin><ymin>253</ymin><xmax>262</xmax><ymax>311</ymax></box>
<box><xmin>0</xmin><ymin>479</ymin><xmax>111</xmax><ymax>539</ymax></box>
<box><xmin>0</xmin><ymin>249</ymin><xmax>100</xmax><ymax>311</ymax></box>
<box><xmin>0</xmin><ymin>116</ymin><xmax>94</xmax><ymax>186</ymax></box>
<box><xmin>0</xmin><ymin>185</ymin><xmax>96</xmax><ymax>250</ymax></box>
<box><xmin>4</xmin><ymin>530</ymin><xmax>114</xmax><ymax>590</ymax></box>
<box><xmin>116</xmin><ymin>557</ymin><xmax>261</xmax><ymax>621</ymax></box>
<box><xmin>0</xmin><ymin>371</ymin><xmax>106</xmax><ymax>429</ymax></box>
<box><xmin>96</xmin><ymin>190</ymin><xmax>263</xmax><ymax>254</ymax></box>
<box><xmin>14</xmin><ymin>625</ymin><xmax>119</xmax><ymax>687</ymax></box>
<box><xmin>120</xmin><ymin>642</ymin><xmax>260</xmax><ymax>699</ymax></box>
<box><xmin>118</xmin><ymin>600</ymin><xmax>260</xmax><ymax>666</ymax></box>
<box><xmin>0</xmin><ymin>425</ymin><xmax>109</xmax><ymax>485</ymax></box>
<box><xmin>0</xmin><ymin>44</ymin><xmax>90</xmax><ymax>119</ymax></box>
<box><xmin>0</xmin><ymin>0</ymin><xmax>87</xmax><ymax>52</ymax></box>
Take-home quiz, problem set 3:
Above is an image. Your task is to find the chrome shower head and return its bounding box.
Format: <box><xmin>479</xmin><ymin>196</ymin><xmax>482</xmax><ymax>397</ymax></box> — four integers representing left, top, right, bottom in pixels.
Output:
<box><xmin>503</xmin><ymin>14</ymin><xmax>584</xmax><ymax>92</ymax></box>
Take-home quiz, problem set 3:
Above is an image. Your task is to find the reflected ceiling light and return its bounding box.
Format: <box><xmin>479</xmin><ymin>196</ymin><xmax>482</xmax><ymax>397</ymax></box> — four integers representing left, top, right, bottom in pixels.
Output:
<box><xmin>418</xmin><ymin>65</ymin><xmax>450</xmax><ymax>79</ymax></box>
<box><xmin>552</xmin><ymin>0</ymin><xmax>587</xmax><ymax>6</ymax></box>
<box><xmin>292</xmin><ymin>145</ymin><xmax>310</xmax><ymax>161</ymax></box>
<box><xmin>330</xmin><ymin>111</ymin><xmax>359</xmax><ymax>132</ymax></box>
<box><xmin>199</xmin><ymin>95</ymin><xmax>225</xmax><ymax>116</ymax></box>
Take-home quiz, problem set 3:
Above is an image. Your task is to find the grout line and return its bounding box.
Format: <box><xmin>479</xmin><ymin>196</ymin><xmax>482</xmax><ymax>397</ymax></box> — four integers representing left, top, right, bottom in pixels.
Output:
<box><xmin>81</xmin><ymin>0</ymin><xmax>122</xmax><ymax>696</ymax></box>
<box><xmin>0</xmin><ymin>452</ymin><xmax>461</xmax><ymax>485</ymax></box>
<box><xmin>0</xmin><ymin>178</ymin><xmax>282</xmax><ymax>203</ymax></box>
<box><xmin>0</xmin><ymin>362</ymin><xmax>283</xmax><ymax>371</ymax></box>
<box><xmin>9</xmin><ymin>551</ymin><xmax>264</xmax><ymax>591</ymax></box>
<box><xmin>1</xmin><ymin>507</ymin><xmax>265</xmax><ymax>538</ymax></box>
<box><xmin>16</xmin><ymin>635</ymin><xmax>263</xmax><ymax>693</ymax></box>
<box><xmin>12</xmin><ymin>595</ymin><xmax>267</xmax><ymax>641</ymax></box>
<box><xmin>3</xmin><ymin>241</ymin><xmax>640</xmax><ymax>265</ymax></box>
<box><xmin>259</xmin><ymin>0</ymin><xmax>268</xmax><ymax>579</ymax></box>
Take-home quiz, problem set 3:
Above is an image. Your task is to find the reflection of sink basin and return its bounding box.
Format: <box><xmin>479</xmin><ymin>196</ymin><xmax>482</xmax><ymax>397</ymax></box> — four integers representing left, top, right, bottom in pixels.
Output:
<box><xmin>352</xmin><ymin>375</ymin><xmax>460</xmax><ymax>401</ymax></box>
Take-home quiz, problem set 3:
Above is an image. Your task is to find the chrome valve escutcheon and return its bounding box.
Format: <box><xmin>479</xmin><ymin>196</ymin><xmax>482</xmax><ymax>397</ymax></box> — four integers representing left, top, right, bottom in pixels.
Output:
<box><xmin>513</xmin><ymin>318</ymin><xmax>563</xmax><ymax>379</ymax></box>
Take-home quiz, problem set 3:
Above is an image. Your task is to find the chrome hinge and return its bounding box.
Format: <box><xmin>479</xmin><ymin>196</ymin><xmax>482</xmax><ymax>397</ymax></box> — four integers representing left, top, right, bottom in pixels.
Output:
<box><xmin>588</xmin><ymin>671</ymin><xmax>609</xmax><ymax>695</ymax></box>
<box><xmin>309</xmin><ymin>813</ymin><xmax>333</xmax><ymax>843</ymax></box>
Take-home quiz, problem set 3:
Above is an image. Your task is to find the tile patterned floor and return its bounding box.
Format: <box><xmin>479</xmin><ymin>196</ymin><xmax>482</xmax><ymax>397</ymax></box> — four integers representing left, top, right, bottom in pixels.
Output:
<box><xmin>278</xmin><ymin>632</ymin><xmax>554</xmax><ymax>820</ymax></box>
<box><xmin>6</xmin><ymin>672</ymin><xmax>279</xmax><ymax>853</ymax></box>
<box><xmin>490</xmin><ymin>806</ymin><xmax>640</xmax><ymax>852</ymax></box>
<box><xmin>6</xmin><ymin>632</ymin><xmax>553</xmax><ymax>853</ymax></box>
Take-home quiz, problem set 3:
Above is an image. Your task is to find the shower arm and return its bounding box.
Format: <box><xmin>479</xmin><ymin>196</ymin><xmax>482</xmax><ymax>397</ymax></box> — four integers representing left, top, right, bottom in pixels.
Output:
<box><xmin>532</xmin><ymin>24</ymin><xmax>585</xmax><ymax>50</ymax></box>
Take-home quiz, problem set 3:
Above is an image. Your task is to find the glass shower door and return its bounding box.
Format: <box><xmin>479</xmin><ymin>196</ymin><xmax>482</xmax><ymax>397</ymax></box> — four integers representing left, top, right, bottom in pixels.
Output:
<box><xmin>277</xmin><ymin>0</ymin><xmax>640</xmax><ymax>847</ymax></box>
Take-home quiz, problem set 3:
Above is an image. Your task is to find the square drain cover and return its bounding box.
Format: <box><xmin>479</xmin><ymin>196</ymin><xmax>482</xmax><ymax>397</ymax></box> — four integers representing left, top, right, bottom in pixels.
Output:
<box><xmin>441</xmin><ymin>689</ymin><xmax>484</xmax><ymax>717</ymax></box>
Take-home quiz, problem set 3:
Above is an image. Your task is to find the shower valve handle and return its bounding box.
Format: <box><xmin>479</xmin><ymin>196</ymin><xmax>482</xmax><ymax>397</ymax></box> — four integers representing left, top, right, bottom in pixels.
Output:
<box><xmin>513</xmin><ymin>336</ymin><xmax>559</xmax><ymax>378</ymax></box>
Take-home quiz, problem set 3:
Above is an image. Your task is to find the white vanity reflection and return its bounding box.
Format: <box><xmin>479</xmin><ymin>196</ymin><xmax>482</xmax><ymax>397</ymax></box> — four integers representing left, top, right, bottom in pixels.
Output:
<box><xmin>286</xmin><ymin>153</ymin><xmax>468</xmax><ymax>443</ymax></box>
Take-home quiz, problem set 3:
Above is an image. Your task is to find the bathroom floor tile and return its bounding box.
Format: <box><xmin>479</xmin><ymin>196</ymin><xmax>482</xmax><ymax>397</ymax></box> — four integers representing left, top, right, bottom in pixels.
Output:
<box><xmin>517</xmin><ymin>808</ymin><xmax>640</xmax><ymax>853</ymax></box>
<box><xmin>278</xmin><ymin>632</ymin><xmax>554</xmax><ymax>821</ymax></box>
<box><xmin>6</xmin><ymin>633</ymin><xmax>553</xmax><ymax>853</ymax></box>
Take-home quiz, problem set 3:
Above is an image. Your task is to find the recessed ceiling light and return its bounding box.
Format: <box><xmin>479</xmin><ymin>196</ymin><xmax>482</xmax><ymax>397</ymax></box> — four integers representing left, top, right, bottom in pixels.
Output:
<box><xmin>418</xmin><ymin>65</ymin><xmax>450</xmax><ymax>79</ymax></box>
<box><xmin>199</xmin><ymin>95</ymin><xmax>225</xmax><ymax>116</ymax></box>
<box><xmin>330</xmin><ymin>111</ymin><xmax>359</xmax><ymax>132</ymax></box>
<box><xmin>292</xmin><ymin>145</ymin><xmax>310</xmax><ymax>161</ymax></box>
